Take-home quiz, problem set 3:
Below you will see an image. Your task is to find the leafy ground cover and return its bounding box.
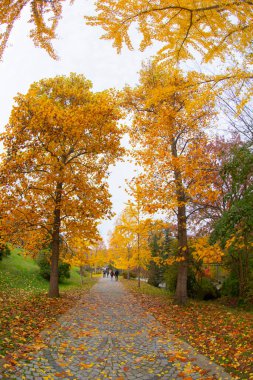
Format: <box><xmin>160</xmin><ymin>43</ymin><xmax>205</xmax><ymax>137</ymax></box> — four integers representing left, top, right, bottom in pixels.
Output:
<box><xmin>0</xmin><ymin>252</ymin><xmax>97</xmax><ymax>369</ymax></box>
<box><xmin>122</xmin><ymin>279</ymin><xmax>253</xmax><ymax>380</ymax></box>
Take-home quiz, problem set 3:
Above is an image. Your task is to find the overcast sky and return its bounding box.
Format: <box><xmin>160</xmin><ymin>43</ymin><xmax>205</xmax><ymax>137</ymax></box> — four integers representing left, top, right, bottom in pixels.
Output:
<box><xmin>0</xmin><ymin>0</ymin><xmax>162</xmax><ymax>243</ymax></box>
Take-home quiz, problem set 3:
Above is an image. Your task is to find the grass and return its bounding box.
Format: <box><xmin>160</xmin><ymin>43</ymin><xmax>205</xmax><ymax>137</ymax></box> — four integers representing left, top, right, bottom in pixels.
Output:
<box><xmin>122</xmin><ymin>279</ymin><xmax>253</xmax><ymax>380</ymax></box>
<box><xmin>122</xmin><ymin>278</ymin><xmax>172</xmax><ymax>297</ymax></box>
<box><xmin>0</xmin><ymin>249</ymin><xmax>87</xmax><ymax>293</ymax></box>
<box><xmin>0</xmin><ymin>251</ymin><xmax>98</xmax><ymax>364</ymax></box>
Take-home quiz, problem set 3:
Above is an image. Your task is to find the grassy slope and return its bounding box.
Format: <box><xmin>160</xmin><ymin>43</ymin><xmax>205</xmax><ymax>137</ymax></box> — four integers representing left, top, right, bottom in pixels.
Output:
<box><xmin>0</xmin><ymin>251</ymin><xmax>97</xmax><ymax>363</ymax></box>
<box><xmin>0</xmin><ymin>249</ymin><xmax>84</xmax><ymax>293</ymax></box>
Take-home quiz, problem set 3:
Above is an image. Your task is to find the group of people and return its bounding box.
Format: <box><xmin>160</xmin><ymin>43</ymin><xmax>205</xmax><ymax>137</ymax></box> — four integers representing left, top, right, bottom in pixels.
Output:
<box><xmin>102</xmin><ymin>268</ymin><xmax>119</xmax><ymax>281</ymax></box>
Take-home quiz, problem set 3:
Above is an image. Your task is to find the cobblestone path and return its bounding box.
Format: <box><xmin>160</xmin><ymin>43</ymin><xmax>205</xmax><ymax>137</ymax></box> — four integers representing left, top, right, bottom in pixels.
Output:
<box><xmin>1</xmin><ymin>278</ymin><xmax>232</xmax><ymax>379</ymax></box>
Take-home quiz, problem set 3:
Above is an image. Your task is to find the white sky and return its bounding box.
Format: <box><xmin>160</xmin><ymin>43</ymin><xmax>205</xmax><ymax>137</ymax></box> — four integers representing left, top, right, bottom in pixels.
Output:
<box><xmin>0</xmin><ymin>0</ymin><xmax>160</xmax><ymax>244</ymax></box>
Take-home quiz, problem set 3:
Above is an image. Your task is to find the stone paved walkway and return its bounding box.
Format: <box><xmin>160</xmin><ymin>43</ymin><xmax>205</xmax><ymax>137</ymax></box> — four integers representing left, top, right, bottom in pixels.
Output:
<box><xmin>1</xmin><ymin>278</ymin><xmax>232</xmax><ymax>379</ymax></box>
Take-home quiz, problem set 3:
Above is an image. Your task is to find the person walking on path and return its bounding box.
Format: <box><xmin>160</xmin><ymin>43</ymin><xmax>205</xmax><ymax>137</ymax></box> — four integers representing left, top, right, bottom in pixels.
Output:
<box><xmin>110</xmin><ymin>269</ymin><xmax>114</xmax><ymax>280</ymax></box>
<box><xmin>114</xmin><ymin>269</ymin><xmax>119</xmax><ymax>281</ymax></box>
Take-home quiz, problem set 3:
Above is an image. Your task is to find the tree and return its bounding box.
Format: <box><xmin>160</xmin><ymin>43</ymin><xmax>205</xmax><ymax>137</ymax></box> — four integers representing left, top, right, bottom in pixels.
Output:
<box><xmin>219</xmin><ymin>89</ymin><xmax>253</xmax><ymax>143</ymax></box>
<box><xmin>109</xmin><ymin>193</ymin><xmax>153</xmax><ymax>287</ymax></box>
<box><xmin>147</xmin><ymin>232</ymin><xmax>162</xmax><ymax>287</ymax></box>
<box><xmin>89</xmin><ymin>240</ymin><xmax>108</xmax><ymax>275</ymax></box>
<box><xmin>124</xmin><ymin>62</ymin><xmax>219</xmax><ymax>304</ymax></box>
<box><xmin>88</xmin><ymin>1</ymin><xmax>253</xmax><ymax>65</ymax></box>
<box><xmin>211</xmin><ymin>144</ymin><xmax>253</xmax><ymax>298</ymax></box>
<box><xmin>88</xmin><ymin>0</ymin><xmax>253</xmax><ymax>101</ymax></box>
<box><xmin>0</xmin><ymin>73</ymin><xmax>123</xmax><ymax>297</ymax></box>
<box><xmin>147</xmin><ymin>226</ymin><xmax>172</xmax><ymax>287</ymax></box>
<box><xmin>187</xmin><ymin>135</ymin><xmax>243</xmax><ymax>235</ymax></box>
<box><xmin>108</xmin><ymin>219</ymin><xmax>134</xmax><ymax>278</ymax></box>
<box><xmin>0</xmin><ymin>0</ymin><xmax>64</xmax><ymax>60</ymax></box>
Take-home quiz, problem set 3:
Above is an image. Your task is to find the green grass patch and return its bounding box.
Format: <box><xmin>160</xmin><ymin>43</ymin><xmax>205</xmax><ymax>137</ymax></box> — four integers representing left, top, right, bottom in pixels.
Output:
<box><xmin>0</xmin><ymin>250</ymin><xmax>95</xmax><ymax>294</ymax></box>
<box><xmin>122</xmin><ymin>278</ymin><xmax>172</xmax><ymax>298</ymax></box>
<box><xmin>0</xmin><ymin>250</ymin><xmax>98</xmax><ymax>361</ymax></box>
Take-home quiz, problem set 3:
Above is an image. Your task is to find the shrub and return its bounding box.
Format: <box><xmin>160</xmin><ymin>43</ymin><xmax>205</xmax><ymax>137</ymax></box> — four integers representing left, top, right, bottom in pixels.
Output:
<box><xmin>0</xmin><ymin>244</ymin><xmax>11</xmax><ymax>261</ymax></box>
<box><xmin>147</xmin><ymin>260</ymin><xmax>163</xmax><ymax>287</ymax></box>
<box><xmin>163</xmin><ymin>263</ymin><xmax>178</xmax><ymax>292</ymax></box>
<box><xmin>196</xmin><ymin>277</ymin><xmax>220</xmax><ymax>300</ymax></box>
<box><xmin>36</xmin><ymin>250</ymin><xmax>70</xmax><ymax>283</ymax></box>
<box><xmin>122</xmin><ymin>271</ymin><xmax>137</xmax><ymax>279</ymax></box>
<box><xmin>164</xmin><ymin>264</ymin><xmax>220</xmax><ymax>300</ymax></box>
<box><xmin>221</xmin><ymin>274</ymin><xmax>239</xmax><ymax>297</ymax></box>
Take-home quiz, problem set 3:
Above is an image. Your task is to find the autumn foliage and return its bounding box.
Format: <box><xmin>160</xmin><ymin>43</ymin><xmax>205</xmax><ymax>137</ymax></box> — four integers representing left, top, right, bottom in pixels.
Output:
<box><xmin>0</xmin><ymin>73</ymin><xmax>123</xmax><ymax>297</ymax></box>
<box><xmin>0</xmin><ymin>0</ymin><xmax>63</xmax><ymax>60</ymax></box>
<box><xmin>125</xmin><ymin>280</ymin><xmax>253</xmax><ymax>380</ymax></box>
<box><xmin>121</xmin><ymin>62</ymin><xmax>219</xmax><ymax>303</ymax></box>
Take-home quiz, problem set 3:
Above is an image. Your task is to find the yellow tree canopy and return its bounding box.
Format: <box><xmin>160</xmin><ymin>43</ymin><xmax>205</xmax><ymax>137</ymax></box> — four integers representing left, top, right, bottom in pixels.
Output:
<box><xmin>123</xmin><ymin>62</ymin><xmax>222</xmax><ymax>303</ymax></box>
<box><xmin>191</xmin><ymin>236</ymin><xmax>224</xmax><ymax>264</ymax></box>
<box><xmin>88</xmin><ymin>1</ymin><xmax>253</xmax><ymax>64</ymax></box>
<box><xmin>0</xmin><ymin>73</ymin><xmax>124</xmax><ymax>256</ymax></box>
<box><xmin>108</xmin><ymin>223</ymin><xmax>134</xmax><ymax>270</ymax></box>
<box><xmin>87</xmin><ymin>1</ymin><xmax>253</xmax><ymax>102</ymax></box>
<box><xmin>0</xmin><ymin>0</ymin><xmax>64</xmax><ymax>60</ymax></box>
<box><xmin>89</xmin><ymin>240</ymin><xmax>108</xmax><ymax>268</ymax></box>
<box><xmin>124</xmin><ymin>62</ymin><xmax>219</xmax><ymax>220</ymax></box>
<box><xmin>62</xmin><ymin>237</ymin><xmax>91</xmax><ymax>268</ymax></box>
<box><xmin>108</xmin><ymin>197</ymin><xmax>153</xmax><ymax>272</ymax></box>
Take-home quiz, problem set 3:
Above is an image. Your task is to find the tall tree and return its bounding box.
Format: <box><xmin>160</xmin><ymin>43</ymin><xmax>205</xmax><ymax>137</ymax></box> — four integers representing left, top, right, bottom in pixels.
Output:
<box><xmin>109</xmin><ymin>196</ymin><xmax>152</xmax><ymax>286</ymax></box>
<box><xmin>0</xmin><ymin>73</ymin><xmax>123</xmax><ymax>297</ymax></box>
<box><xmin>211</xmin><ymin>144</ymin><xmax>253</xmax><ymax>297</ymax></box>
<box><xmin>147</xmin><ymin>226</ymin><xmax>172</xmax><ymax>287</ymax></box>
<box><xmin>190</xmin><ymin>135</ymin><xmax>245</xmax><ymax>234</ymax></box>
<box><xmin>108</xmin><ymin>220</ymin><xmax>134</xmax><ymax>277</ymax></box>
<box><xmin>124</xmin><ymin>62</ymin><xmax>218</xmax><ymax>304</ymax></box>
<box><xmin>219</xmin><ymin>90</ymin><xmax>253</xmax><ymax>143</ymax></box>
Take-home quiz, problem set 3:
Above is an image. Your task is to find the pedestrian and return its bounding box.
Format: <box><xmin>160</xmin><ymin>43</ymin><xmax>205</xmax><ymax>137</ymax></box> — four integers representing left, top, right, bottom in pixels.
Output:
<box><xmin>114</xmin><ymin>269</ymin><xmax>119</xmax><ymax>281</ymax></box>
<box><xmin>106</xmin><ymin>268</ymin><xmax>109</xmax><ymax>277</ymax></box>
<box><xmin>103</xmin><ymin>269</ymin><xmax>106</xmax><ymax>278</ymax></box>
<box><xmin>110</xmin><ymin>270</ymin><xmax>114</xmax><ymax>280</ymax></box>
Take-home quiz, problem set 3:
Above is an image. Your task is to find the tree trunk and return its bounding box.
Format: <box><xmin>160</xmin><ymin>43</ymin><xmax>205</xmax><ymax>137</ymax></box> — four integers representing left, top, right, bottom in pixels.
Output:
<box><xmin>172</xmin><ymin>139</ymin><xmax>188</xmax><ymax>305</ymax></box>
<box><xmin>80</xmin><ymin>266</ymin><xmax>84</xmax><ymax>285</ymax></box>
<box><xmin>137</xmin><ymin>232</ymin><xmax>141</xmax><ymax>288</ymax></box>
<box><xmin>175</xmin><ymin>204</ymin><xmax>188</xmax><ymax>305</ymax></box>
<box><xmin>48</xmin><ymin>181</ymin><xmax>63</xmax><ymax>298</ymax></box>
<box><xmin>127</xmin><ymin>246</ymin><xmax>130</xmax><ymax>279</ymax></box>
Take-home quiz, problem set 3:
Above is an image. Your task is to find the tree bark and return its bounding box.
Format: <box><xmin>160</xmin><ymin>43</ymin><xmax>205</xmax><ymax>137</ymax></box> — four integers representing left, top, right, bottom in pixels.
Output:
<box><xmin>80</xmin><ymin>266</ymin><xmax>85</xmax><ymax>285</ymax></box>
<box><xmin>127</xmin><ymin>246</ymin><xmax>130</xmax><ymax>279</ymax></box>
<box><xmin>175</xmin><ymin>205</ymin><xmax>188</xmax><ymax>304</ymax></box>
<box><xmin>137</xmin><ymin>231</ymin><xmax>141</xmax><ymax>288</ymax></box>
<box><xmin>48</xmin><ymin>181</ymin><xmax>63</xmax><ymax>298</ymax></box>
<box><xmin>172</xmin><ymin>139</ymin><xmax>188</xmax><ymax>305</ymax></box>
<box><xmin>138</xmin><ymin>265</ymin><xmax>141</xmax><ymax>288</ymax></box>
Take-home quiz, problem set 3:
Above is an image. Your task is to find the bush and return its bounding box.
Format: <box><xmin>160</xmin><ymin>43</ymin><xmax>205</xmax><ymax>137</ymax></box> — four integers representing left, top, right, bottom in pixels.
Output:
<box><xmin>36</xmin><ymin>251</ymin><xmax>70</xmax><ymax>283</ymax></box>
<box><xmin>122</xmin><ymin>271</ymin><xmax>137</xmax><ymax>279</ymax></box>
<box><xmin>221</xmin><ymin>275</ymin><xmax>239</xmax><ymax>297</ymax></box>
<box><xmin>147</xmin><ymin>260</ymin><xmax>163</xmax><ymax>287</ymax></box>
<box><xmin>195</xmin><ymin>277</ymin><xmax>220</xmax><ymax>300</ymax></box>
<box><xmin>164</xmin><ymin>264</ymin><xmax>220</xmax><ymax>300</ymax></box>
<box><xmin>0</xmin><ymin>244</ymin><xmax>11</xmax><ymax>261</ymax></box>
<box><xmin>163</xmin><ymin>263</ymin><xmax>178</xmax><ymax>292</ymax></box>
